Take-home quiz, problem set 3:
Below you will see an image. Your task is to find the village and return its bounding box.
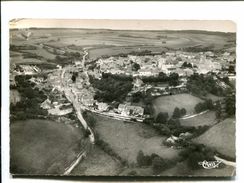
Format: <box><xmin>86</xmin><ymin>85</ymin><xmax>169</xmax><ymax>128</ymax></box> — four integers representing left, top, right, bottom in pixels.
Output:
<box><xmin>11</xmin><ymin>48</ymin><xmax>233</xmax><ymax>124</ymax></box>
<box><xmin>9</xmin><ymin>48</ymin><xmax>236</xmax><ymax>123</ymax></box>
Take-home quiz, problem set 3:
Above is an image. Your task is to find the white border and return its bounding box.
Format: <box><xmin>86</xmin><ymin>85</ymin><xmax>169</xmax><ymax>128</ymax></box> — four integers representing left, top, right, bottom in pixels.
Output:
<box><xmin>2</xmin><ymin>1</ymin><xmax>244</xmax><ymax>183</ymax></box>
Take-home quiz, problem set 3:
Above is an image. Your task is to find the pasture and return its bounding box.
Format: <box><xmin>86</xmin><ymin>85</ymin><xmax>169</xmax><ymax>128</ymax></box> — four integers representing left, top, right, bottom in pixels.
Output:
<box><xmin>71</xmin><ymin>146</ymin><xmax>121</xmax><ymax>176</ymax></box>
<box><xmin>10</xmin><ymin>119</ymin><xmax>86</xmax><ymax>175</ymax></box>
<box><xmin>193</xmin><ymin>118</ymin><xmax>235</xmax><ymax>159</ymax></box>
<box><xmin>152</xmin><ymin>94</ymin><xmax>203</xmax><ymax>118</ymax></box>
<box><xmin>93</xmin><ymin>114</ymin><xmax>181</xmax><ymax>163</ymax></box>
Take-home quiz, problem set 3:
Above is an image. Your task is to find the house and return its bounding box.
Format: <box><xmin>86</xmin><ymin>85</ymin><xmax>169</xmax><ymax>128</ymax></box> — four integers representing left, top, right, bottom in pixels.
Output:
<box><xmin>166</xmin><ymin>135</ymin><xmax>179</xmax><ymax>144</ymax></box>
<box><xmin>175</xmin><ymin>69</ymin><xmax>185</xmax><ymax>77</ymax></box>
<box><xmin>179</xmin><ymin>132</ymin><xmax>193</xmax><ymax>139</ymax></box>
<box><xmin>138</xmin><ymin>68</ymin><xmax>159</xmax><ymax>77</ymax></box>
<box><xmin>48</xmin><ymin>107</ymin><xmax>73</xmax><ymax>116</ymax></box>
<box><xmin>157</xmin><ymin>58</ymin><xmax>167</xmax><ymax>69</ymax></box>
<box><xmin>133</xmin><ymin>77</ymin><xmax>144</xmax><ymax>88</ymax></box>
<box><xmin>81</xmin><ymin>95</ymin><xmax>95</xmax><ymax>107</ymax></box>
<box><xmin>19</xmin><ymin>65</ymin><xmax>40</xmax><ymax>75</ymax></box>
<box><xmin>40</xmin><ymin>98</ymin><xmax>52</xmax><ymax>109</ymax></box>
<box><xmin>97</xmin><ymin>102</ymin><xmax>109</xmax><ymax>112</ymax></box>
<box><xmin>118</xmin><ymin>103</ymin><xmax>144</xmax><ymax>117</ymax></box>
<box><xmin>10</xmin><ymin>74</ymin><xmax>16</xmax><ymax>86</ymax></box>
<box><xmin>75</xmin><ymin>61</ymin><xmax>83</xmax><ymax>66</ymax></box>
<box><xmin>183</xmin><ymin>68</ymin><xmax>194</xmax><ymax>76</ymax></box>
<box><xmin>110</xmin><ymin>69</ymin><xmax>125</xmax><ymax>75</ymax></box>
<box><xmin>56</xmin><ymin>49</ymin><xmax>66</xmax><ymax>55</ymax></box>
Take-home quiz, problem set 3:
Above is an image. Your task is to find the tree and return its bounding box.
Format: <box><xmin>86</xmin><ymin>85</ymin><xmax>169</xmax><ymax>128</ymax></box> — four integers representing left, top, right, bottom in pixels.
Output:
<box><xmin>156</xmin><ymin>112</ymin><xmax>169</xmax><ymax>124</ymax></box>
<box><xmin>215</xmin><ymin>101</ymin><xmax>222</xmax><ymax>119</ymax></box>
<box><xmin>132</xmin><ymin>62</ymin><xmax>141</xmax><ymax>71</ymax></box>
<box><xmin>152</xmin><ymin>156</ymin><xmax>166</xmax><ymax>175</ymax></box>
<box><xmin>132</xmin><ymin>92</ymin><xmax>142</xmax><ymax>103</ymax></box>
<box><xmin>206</xmin><ymin>99</ymin><xmax>214</xmax><ymax>110</ymax></box>
<box><xmin>180</xmin><ymin>108</ymin><xmax>187</xmax><ymax>116</ymax></box>
<box><xmin>168</xmin><ymin>118</ymin><xmax>181</xmax><ymax>128</ymax></box>
<box><xmin>136</xmin><ymin>150</ymin><xmax>152</xmax><ymax>167</ymax></box>
<box><xmin>187</xmin><ymin>152</ymin><xmax>205</xmax><ymax>170</ymax></box>
<box><xmin>225</xmin><ymin>94</ymin><xmax>235</xmax><ymax>116</ymax></box>
<box><xmin>172</xmin><ymin>107</ymin><xmax>181</xmax><ymax>118</ymax></box>
<box><xmin>71</xmin><ymin>73</ymin><xmax>78</xmax><ymax>83</ymax></box>
<box><xmin>195</xmin><ymin>102</ymin><xmax>205</xmax><ymax>113</ymax></box>
<box><xmin>136</xmin><ymin>150</ymin><xmax>145</xmax><ymax>167</ymax></box>
<box><xmin>168</xmin><ymin>73</ymin><xmax>179</xmax><ymax>86</ymax></box>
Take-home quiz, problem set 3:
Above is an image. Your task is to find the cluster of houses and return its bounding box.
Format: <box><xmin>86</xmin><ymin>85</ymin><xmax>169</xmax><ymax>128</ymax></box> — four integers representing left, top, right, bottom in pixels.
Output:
<box><xmin>40</xmin><ymin>49</ymin><xmax>235</xmax><ymax>121</ymax></box>
<box><xmin>117</xmin><ymin>103</ymin><xmax>144</xmax><ymax>117</ymax></box>
<box><xmin>40</xmin><ymin>98</ymin><xmax>73</xmax><ymax>116</ymax></box>
<box><xmin>14</xmin><ymin>64</ymin><xmax>41</xmax><ymax>75</ymax></box>
<box><xmin>47</xmin><ymin>70</ymin><xmax>63</xmax><ymax>90</ymax></box>
<box><xmin>95</xmin><ymin>50</ymin><xmax>235</xmax><ymax>79</ymax></box>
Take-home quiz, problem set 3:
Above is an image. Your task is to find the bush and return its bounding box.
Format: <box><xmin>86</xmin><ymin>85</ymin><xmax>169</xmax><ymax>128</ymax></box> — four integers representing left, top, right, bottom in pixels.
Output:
<box><xmin>155</xmin><ymin>112</ymin><xmax>169</xmax><ymax>124</ymax></box>
<box><xmin>195</xmin><ymin>99</ymin><xmax>214</xmax><ymax>113</ymax></box>
<box><xmin>136</xmin><ymin>150</ymin><xmax>153</xmax><ymax>167</ymax></box>
<box><xmin>180</xmin><ymin>108</ymin><xmax>187</xmax><ymax>116</ymax></box>
<box><xmin>172</xmin><ymin>107</ymin><xmax>181</xmax><ymax>118</ymax></box>
<box><xmin>152</xmin><ymin>156</ymin><xmax>167</xmax><ymax>175</ymax></box>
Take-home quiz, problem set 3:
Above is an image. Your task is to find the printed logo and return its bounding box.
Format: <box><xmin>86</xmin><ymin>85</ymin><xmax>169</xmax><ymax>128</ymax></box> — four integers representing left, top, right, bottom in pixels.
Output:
<box><xmin>198</xmin><ymin>160</ymin><xmax>222</xmax><ymax>169</ymax></box>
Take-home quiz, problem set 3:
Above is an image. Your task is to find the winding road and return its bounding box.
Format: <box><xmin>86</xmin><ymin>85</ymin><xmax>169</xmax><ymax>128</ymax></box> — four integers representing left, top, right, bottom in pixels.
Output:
<box><xmin>62</xmin><ymin>49</ymin><xmax>95</xmax><ymax>175</ymax></box>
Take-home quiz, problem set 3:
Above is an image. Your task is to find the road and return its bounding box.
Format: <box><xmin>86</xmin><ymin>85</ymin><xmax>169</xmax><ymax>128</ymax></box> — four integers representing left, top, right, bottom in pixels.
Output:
<box><xmin>61</xmin><ymin>69</ymin><xmax>95</xmax><ymax>144</ymax></box>
<box><xmin>63</xmin><ymin>151</ymin><xmax>87</xmax><ymax>175</ymax></box>
<box><xmin>60</xmin><ymin>49</ymin><xmax>95</xmax><ymax>175</ymax></box>
<box><xmin>214</xmin><ymin>155</ymin><xmax>236</xmax><ymax>167</ymax></box>
<box><xmin>180</xmin><ymin>110</ymin><xmax>209</xmax><ymax>120</ymax></box>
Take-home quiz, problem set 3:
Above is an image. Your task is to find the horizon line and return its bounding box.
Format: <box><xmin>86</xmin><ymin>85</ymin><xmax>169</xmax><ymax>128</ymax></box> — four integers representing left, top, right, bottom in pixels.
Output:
<box><xmin>9</xmin><ymin>19</ymin><xmax>236</xmax><ymax>33</ymax></box>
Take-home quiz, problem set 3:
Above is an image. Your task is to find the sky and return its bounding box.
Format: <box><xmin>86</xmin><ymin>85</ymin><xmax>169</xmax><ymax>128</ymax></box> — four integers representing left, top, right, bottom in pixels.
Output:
<box><xmin>9</xmin><ymin>19</ymin><xmax>236</xmax><ymax>33</ymax></box>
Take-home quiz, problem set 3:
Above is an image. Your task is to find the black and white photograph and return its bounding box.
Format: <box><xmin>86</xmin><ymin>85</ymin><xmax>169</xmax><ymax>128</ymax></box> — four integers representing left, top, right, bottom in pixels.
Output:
<box><xmin>8</xmin><ymin>19</ymin><xmax>236</xmax><ymax>177</ymax></box>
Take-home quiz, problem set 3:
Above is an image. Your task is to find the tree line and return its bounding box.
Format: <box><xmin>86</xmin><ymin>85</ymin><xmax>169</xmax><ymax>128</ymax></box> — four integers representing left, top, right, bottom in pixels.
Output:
<box><xmin>187</xmin><ymin>73</ymin><xmax>224</xmax><ymax>97</ymax></box>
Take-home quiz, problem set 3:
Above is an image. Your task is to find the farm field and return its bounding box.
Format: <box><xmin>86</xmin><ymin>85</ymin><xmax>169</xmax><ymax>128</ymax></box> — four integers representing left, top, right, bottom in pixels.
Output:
<box><xmin>10</xmin><ymin>28</ymin><xmax>235</xmax><ymax>61</ymax></box>
<box><xmin>180</xmin><ymin>111</ymin><xmax>217</xmax><ymax>127</ymax></box>
<box><xmin>88</xmin><ymin>45</ymin><xmax>167</xmax><ymax>59</ymax></box>
<box><xmin>93</xmin><ymin>115</ymin><xmax>181</xmax><ymax>163</ymax></box>
<box><xmin>10</xmin><ymin>56</ymin><xmax>45</xmax><ymax>65</ymax></box>
<box><xmin>193</xmin><ymin>118</ymin><xmax>235</xmax><ymax>159</ymax></box>
<box><xmin>152</xmin><ymin>94</ymin><xmax>203</xmax><ymax>118</ymax></box>
<box><xmin>23</xmin><ymin>46</ymin><xmax>57</xmax><ymax>60</ymax></box>
<box><xmin>71</xmin><ymin>145</ymin><xmax>121</xmax><ymax>176</ymax></box>
<box><xmin>10</xmin><ymin>119</ymin><xmax>86</xmax><ymax>175</ymax></box>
